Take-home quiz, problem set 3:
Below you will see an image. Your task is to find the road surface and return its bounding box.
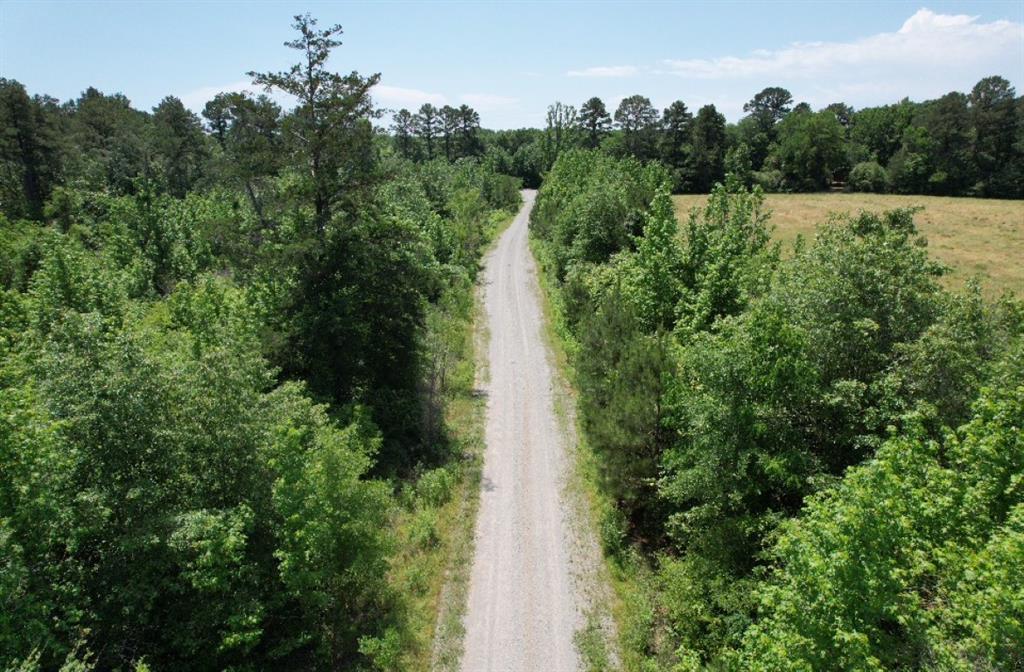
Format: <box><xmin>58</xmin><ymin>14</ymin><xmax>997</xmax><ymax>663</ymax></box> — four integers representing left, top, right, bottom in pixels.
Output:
<box><xmin>460</xmin><ymin>190</ymin><xmax>589</xmax><ymax>672</ymax></box>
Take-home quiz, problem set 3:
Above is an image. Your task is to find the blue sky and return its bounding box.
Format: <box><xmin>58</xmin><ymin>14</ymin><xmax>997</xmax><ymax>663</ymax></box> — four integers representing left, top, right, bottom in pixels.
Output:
<box><xmin>2</xmin><ymin>1</ymin><xmax>1022</xmax><ymax>128</ymax></box>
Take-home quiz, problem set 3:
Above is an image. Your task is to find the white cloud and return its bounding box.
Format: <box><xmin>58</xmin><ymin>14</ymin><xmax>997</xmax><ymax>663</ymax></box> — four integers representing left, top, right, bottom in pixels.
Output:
<box><xmin>373</xmin><ymin>84</ymin><xmax>446</xmax><ymax>108</ymax></box>
<box><xmin>567</xmin><ymin>65</ymin><xmax>639</xmax><ymax>78</ymax></box>
<box><xmin>459</xmin><ymin>93</ymin><xmax>519</xmax><ymax>111</ymax></box>
<box><xmin>661</xmin><ymin>9</ymin><xmax>1023</xmax><ymax>80</ymax></box>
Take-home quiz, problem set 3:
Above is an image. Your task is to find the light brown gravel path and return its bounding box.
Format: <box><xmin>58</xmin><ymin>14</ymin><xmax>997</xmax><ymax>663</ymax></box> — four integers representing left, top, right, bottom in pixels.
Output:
<box><xmin>459</xmin><ymin>190</ymin><xmax>591</xmax><ymax>672</ymax></box>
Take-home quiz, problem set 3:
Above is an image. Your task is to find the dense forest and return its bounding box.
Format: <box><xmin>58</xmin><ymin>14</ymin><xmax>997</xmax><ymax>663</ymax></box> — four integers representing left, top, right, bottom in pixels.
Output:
<box><xmin>530</xmin><ymin>151</ymin><xmax>1023</xmax><ymax>669</ymax></box>
<box><xmin>391</xmin><ymin>76</ymin><xmax>1024</xmax><ymax>198</ymax></box>
<box><xmin>1</xmin><ymin>15</ymin><xmax>520</xmax><ymax>671</ymax></box>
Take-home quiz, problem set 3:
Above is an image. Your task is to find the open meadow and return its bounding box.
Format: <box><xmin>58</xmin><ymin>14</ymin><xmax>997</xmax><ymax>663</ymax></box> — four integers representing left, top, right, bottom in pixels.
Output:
<box><xmin>674</xmin><ymin>193</ymin><xmax>1024</xmax><ymax>296</ymax></box>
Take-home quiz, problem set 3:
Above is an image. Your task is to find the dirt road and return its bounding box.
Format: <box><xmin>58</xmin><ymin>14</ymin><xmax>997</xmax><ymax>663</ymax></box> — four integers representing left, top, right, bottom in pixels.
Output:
<box><xmin>460</xmin><ymin>190</ymin><xmax>592</xmax><ymax>671</ymax></box>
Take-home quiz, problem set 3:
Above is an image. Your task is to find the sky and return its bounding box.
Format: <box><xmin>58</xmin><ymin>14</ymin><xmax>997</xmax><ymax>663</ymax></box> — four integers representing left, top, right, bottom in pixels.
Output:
<box><xmin>2</xmin><ymin>1</ymin><xmax>1022</xmax><ymax>129</ymax></box>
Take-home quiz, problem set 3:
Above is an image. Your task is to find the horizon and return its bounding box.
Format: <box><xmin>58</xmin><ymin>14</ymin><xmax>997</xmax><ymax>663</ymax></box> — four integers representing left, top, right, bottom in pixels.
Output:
<box><xmin>2</xmin><ymin>1</ymin><xmax>1023</xmax><ymax>128</ymax></box>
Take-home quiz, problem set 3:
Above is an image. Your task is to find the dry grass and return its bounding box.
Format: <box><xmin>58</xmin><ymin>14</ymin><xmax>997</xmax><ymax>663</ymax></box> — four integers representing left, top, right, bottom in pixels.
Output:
<box><xmin>673</xmin><ymin>193</ymin><xmax>1024</xmax><ymax>297</ymax></box>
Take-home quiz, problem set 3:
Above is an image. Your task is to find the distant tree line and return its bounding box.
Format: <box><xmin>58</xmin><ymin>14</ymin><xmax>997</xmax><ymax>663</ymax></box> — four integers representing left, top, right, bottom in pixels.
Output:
<box><xmin>1</xmin><ymin>14</ymin><xmax>520</xmax><ymax>671</ymax></box>
<box><xmin>559</xmin><ymin>77</ymin><xmax>1023</xmax><ymax>197</ymax></box>
<box><xmin>390</xmin><ymin>103</ymin><xmax>483</xmax><ymax>162</ymax></box>
<box><xmin>381</xmin><ymin>76</ymin><xmax>1023</xmax><ymax>198</ymax></box>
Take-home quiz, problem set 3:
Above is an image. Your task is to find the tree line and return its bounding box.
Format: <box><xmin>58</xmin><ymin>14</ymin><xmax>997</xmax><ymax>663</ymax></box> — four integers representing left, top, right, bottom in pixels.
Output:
<box><xmin>530</xmin><ymin>150</ymin><xmax>1023</xmax><ymax>669</ymax></box>
<box><xmin>384</xmin><ymin>77</ymin><xmax>1022</xmax><ymax>198</ymax></box>
<box><xmin>1</xmin><ymin>14</ymin><xmax>520</xmax><ymax>671</ymax></box>
<box><xmin>390</xmin><ymin>104</ymin><xmax>483</xmax><ymax>162</ymax></box>
<box><xmin>546</xmin><ymin>79</ymin><xmax>1023</xmax><ymax>197</ymax></box>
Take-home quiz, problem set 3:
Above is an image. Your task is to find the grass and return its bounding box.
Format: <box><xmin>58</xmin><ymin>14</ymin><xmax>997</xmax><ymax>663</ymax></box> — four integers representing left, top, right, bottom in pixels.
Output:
<box><xmin>673</xmin><ymin>192</ymin><xmax>1024</xmax><ymax>297</ymax></box>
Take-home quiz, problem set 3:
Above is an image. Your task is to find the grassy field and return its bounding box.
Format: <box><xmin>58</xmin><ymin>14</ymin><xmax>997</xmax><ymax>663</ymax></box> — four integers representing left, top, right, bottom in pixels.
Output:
<box><xmin>673</xmin><ymin>193</ymin><xmax>1024</xmax><ymax>296</ymax></box>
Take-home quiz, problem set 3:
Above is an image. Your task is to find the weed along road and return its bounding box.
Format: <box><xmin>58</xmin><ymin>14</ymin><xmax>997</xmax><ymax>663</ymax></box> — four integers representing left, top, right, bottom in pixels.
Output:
<box><xmin>460</xmin><ymin>190</ymin><xmax>589</xmax><ymax>671</ymax></box>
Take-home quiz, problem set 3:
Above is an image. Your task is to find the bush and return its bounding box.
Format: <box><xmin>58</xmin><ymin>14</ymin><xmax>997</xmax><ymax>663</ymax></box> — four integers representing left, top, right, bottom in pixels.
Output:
<box><xmin>751</xmin><ymin>169</ymin><xmax>784</xmax><ymax>192</ymax></box>
<box><xmin>847</xmin><ymin>161</ymin><xmax>890</xmax><ymax>192</ymax></box>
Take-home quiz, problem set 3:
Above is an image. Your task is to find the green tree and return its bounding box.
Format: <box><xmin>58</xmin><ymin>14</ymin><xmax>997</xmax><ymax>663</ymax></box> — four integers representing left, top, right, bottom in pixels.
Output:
<box><xmin>969</xmin><ymin>75</ymin><xmax>1019</xmax><ymax>197</ymax></box>
<box><xmin>847</xmin><ymin>160</ymin><xmax>889</xmax><ymax>192</ymax></box>
<box><xmin>202</xmin><ymin>91</ymin><xmax>283</xmax><ymax>231</ymax></box>
<box><xmin>743</xmin><ymin>86</ymin><xmax>793</xmax><ymax>132</ymax></box>
<box><xmin>249</xmin><ymin>13</ymin><xmax>380</xmax><ymax>234</ymax></box>
<box><xmin>739</xmin><ymin>370</ymin><xmax>1024</xmax><ymax>671</ymax></box>
<box><xmin>741</xmin><ymin>86</ymin><xmax>793</xmax><ymax>168</ymax></box>
<box><xmin>456</xmin><ymin>104</ymin><xmax>482</xmax><ymax>158</ymax></box>
<box><xmin>577</xmin><ymin>284</ymin><xmax>673</xmax><ymax>535</ymax></box>
<box><xmin>823</xmin><ymin>101</ymin><xmax>854</xmax><ymax>129</ymax></box>
<box><xmin>658</xmin><ymin>208</ymin><xmax>947</xmax><ymax>662</ymax></box>
<box><xmin>151</xmin><ymin>95</ymin><xmax>208</xmax><ymax>198</ymax></box>
<box><xmin>848</xmin><ymin>99</ymin><xmax>914</xmax><ymax>166</ymax></box>
<box><xmin>391</xmin><ymin>108</ymin><xmax>418</xmax><ymax>159</ymax></box>
<box><xmin>542</xmin><ymin>101</ymin><xmax>578</xmax><ymax>169</ymax></box>
<box><xmin>620</xmin><ymin>187</ymin><xmax>686</xmax><ymax>331</ymax></box>
<box><xmin>660</xmin><ymin>100</ymin><xmax>693</xmax><ymax>191</ymax></box>
<box><xmin>917</xmin><ymin>91</ymin><xmax>975</xmax><ymax>195</ymax></box>
<box><xmin>614</xmin><ymin>94</ymin><xmax>660</xmax><ymax>160</ymax></box>
<box><xmin>725</xmin><ymin>142</ymin><xmax>753</xmax><ymax>188</ymax></box>
<box><xmin>774</xmin><ymin>109</ymin><xmax>845</xmax><ymax>190</ymax></box>
<box><xmin>578</xmin><ymin>96</ymin><xmax>612</xmax><ymax>149</ymax></box>
<box><xmin>0</xmin><ymin>79</ymin><xmax>61</xmax><ymax>219</ymax></box>
<box><xmin>687</xmin><ymin>104</ymin><xmax>727</xmax><ymax>192</ymax></box>
<box><xmin>414</xmin><ymin>103</ymin><xmax>440</xmax><ymax>160</ymax></box>
<box><xmin>63</xmin><ymin>87</ymin><xmax>150</xmax><ymax>194</ymax></box>
<box><xmin>439</xmin><ymin>105</ymin><xmax>459</xmax><ymax>161</ymax></box>
<box><xmin>677</xmin><ymin>178</ymin><xmax>774</xmax><ymax>332</ymax></box>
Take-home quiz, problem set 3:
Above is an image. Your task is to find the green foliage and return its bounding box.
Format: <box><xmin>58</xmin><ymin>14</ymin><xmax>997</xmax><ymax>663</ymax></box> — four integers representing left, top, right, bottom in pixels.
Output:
<box><xmin>676</xmin><ymin>177</ymin><xmax>774</xmax><ymax>332</ymax></box>
<box><xmin>847</xmin><ymin>160</ymin><xmax>890</xmax><ymax>192</ymax></box>
<box><xmin>0</xmin><ymin>215</ymin><xmax>51</xmax><ymax>291</ymax></box>
<box><xmin>1</xmin><ymin>14</ymin><xmax>519</xmax><ymax>671</ymax></box>
<box><xmin>576</xmin><ymin>286</ymin><xmax>673</xmax><ymax>532</ymax></box>
<box><xmin>614</xmin><ymin>95</ymin><xmax>661</xmax><ymax>161</ymax></box>
<box><xmin>579</xmin><ymin>97</ymin><xmax>613</xmax><ymax>150</ymax></box>
<box><xmin>533</xmin><ymin>76</ymin><xmax>1021</xmax><ymax>197</ymax></box>
<box><xmin>619</xmin><ymin>187</ymin><xmax>686</xmax><ymax>331</ymax></box>
<box><xmin>249</xmin><ymin>13</ymin><xmax>381</xmax><ymax>231</ymax></box>
<box><xmin>533</xmin><ymin>145</ymin><xmax>1023</xmax><ymax>669</ymax></box>
<box><xmin>530</xmin><ymin>149</ymin><xmax>668</xmax><ymax>281</ymax></box>
<box><xmin>0</xmin><ymin>79</ymin><xmax>61</xmax><ymax>220</ymax></box>
<box><xmin>151</xmin><ymin>96</ymin><xmax>208</xmax><ymax>198</ymax></box>
<box><xmin>687</xmin><ymin>105</ymin><xmax>728</xmax><ymax>192</ymax></box>
<box><xmin>1</xmin><ymin>268</ymin><xmax>398</xmax><ymax>669</ymax></box>
<box><xmin>724</xmin><ymin>142</ymin><xmax>753</xmax><ymax>188</ymax></box>
<box><xmin>774</xmin><ymin>110</ymin><xmax>846</xmax><ymax>190</ymax></box>
<box><xmin>737</xmin><ymin>370</ymin><xmax>1024</xmax><ymax>671</ymax></box>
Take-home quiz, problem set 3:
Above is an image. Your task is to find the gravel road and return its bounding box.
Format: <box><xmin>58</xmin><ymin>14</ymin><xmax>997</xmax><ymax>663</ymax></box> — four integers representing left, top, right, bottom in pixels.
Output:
<box><xmin>460</xmin><ymin>190</ymin><xmax>591</xmax><ymax>672</ymax></box>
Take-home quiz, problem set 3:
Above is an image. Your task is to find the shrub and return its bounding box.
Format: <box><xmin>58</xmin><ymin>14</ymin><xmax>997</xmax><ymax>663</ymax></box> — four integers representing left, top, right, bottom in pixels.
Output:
<box><xmin>751</xmin><ymin>169</ymin><xmax>784</xmax><ymax>192</ymax></box>
<box><xmin>847</xmin><ymin>160</ymin><xmax>890</xmax><ymax>192</ymax></box>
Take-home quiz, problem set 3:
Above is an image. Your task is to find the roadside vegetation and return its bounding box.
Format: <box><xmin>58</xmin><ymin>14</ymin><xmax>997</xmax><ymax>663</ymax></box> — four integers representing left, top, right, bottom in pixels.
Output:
<box><xmin>530</xmin><ymin>149</ymin><xmax>1023</xmax><ymax>671</ymax></box>
<box><xmin>0</xmin><ymin>15</ymin><xmax>519</xmax><ymax>672</ymax></box>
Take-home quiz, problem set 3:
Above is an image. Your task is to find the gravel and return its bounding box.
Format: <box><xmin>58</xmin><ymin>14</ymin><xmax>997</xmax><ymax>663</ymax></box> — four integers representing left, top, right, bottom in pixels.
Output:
<box><xmin>460</xmin><ymin>191</ymin><xmax>593</xmax><ymax>672</ymax></box>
